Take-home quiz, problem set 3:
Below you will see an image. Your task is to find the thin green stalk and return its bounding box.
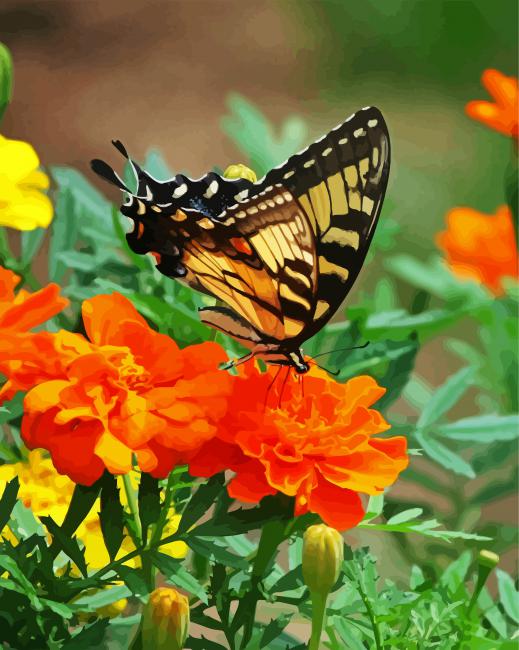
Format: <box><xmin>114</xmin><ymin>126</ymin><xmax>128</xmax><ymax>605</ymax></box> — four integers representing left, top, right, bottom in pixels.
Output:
<box><xmin>149</xmin><ymin>470</ymin><xmax>176</xmax><ymax>547</ymax></box>
<box><xmin>357</xmin><ymin>582</ymin><xmax>382</xmax><ymax>650</ymax></box>
<box><xmin>231</xmin><ymin>519</ymin><xmax>287</xmax><ymax>649</ymax></box>
<box><xmin>121</xmin><ymin>473</ymin><xmax>155</xmax><ymax>591</ymax></box>
<box><xmin>309</xmin><ymin>591</ymin><xmax>327</xmax><ymax>650</ymax></box>
<box><xmin>122</xmin><ymin>472</ymin><xmax>142</xmax><ymax>541</ymax></box>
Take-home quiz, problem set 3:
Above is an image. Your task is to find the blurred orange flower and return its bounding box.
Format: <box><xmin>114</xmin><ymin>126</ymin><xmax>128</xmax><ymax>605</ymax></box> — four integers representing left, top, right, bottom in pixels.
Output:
<box><xmin>466</xmin><ymin>69</ymin><xmax>519</xmax><ymax>138</ymax></box>
<box><xmin>189</xmin><ymin>366</ymin><xmax>408</xmax><ymax>531</ymax></box>
<box><xmin>437</xmin><ymin>205</ymin><xmax>519</xmax><ymax>296</ymax></box>
<box><xmin>0</xmin><ymin>292</ymin><xmax>232</xmax><ymax>484</ymax></box>
<box><xmin>0</xmin><ymin>266</ymin><xmax>68</xmax><ymax>332</ymax></box>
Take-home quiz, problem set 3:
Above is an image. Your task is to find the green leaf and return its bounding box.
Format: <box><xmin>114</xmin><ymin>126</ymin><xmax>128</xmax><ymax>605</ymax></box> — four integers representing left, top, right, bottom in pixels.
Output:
<box><xmin>138</xmin><ymin>473</ymin><xmax>161</xmax><ymax>545</ymax></box>
<box><xmin>187</xmin><ymin>537</ymin><xmax>247</xmax><ymax>569</ymax></box>
<box><xmin>99</xmin><ymin>473</ymin><xmax>125</xmax><ymax>562</ymax></box>
<box><xmin>440</xmin><ymin>550</ymin><xmax>471</xmax><ymax>593</ymax></box>
<box><xmin>0</xmin><ymin>42</ymin><xmax>13</xmax><ymax>124</ymax></box>
<box><xmin>40</xmin><ymin>515</ymin><xmax>88</xmax><ymax>577</ymax></box>
<box><xmin>478</xmin><ymin>586</ymin><xmax>508</xmax><ymax>638</ymax></box>
<box><xmin>20</xmin><ymin>228</ymin><xmax>46</xmax><ymax>266</ymax></box>
<box><xmin>221</xmin><ymin>93</ymin><xmax>308</xmax><ymax>174</ymax></box>
<box><xmin>363</xmin><ymin>494</ymin><xmax>385</xmax><ymax>521</ymax></box>
<box><xmin>40</xmin><ymin>598</ymin><xmax>74</xmax><ymax>619</ymax></box>
<box><xmin>9</xmin><ymin>500</ymin><xmax>44</xmax><ymax>539</ymax></box>
<box><xmin>386</xmin><ymin>508</ymin><xmax>424</xmax><ymax>526</ymax></box>
<box><xmin>415</xmin><ymin>431</ymin><xmax>476</xmax><ymax>479</ymax></box>
<box><xmin>0</xmin><ymin>477</ymin><xmax>19</xmax><ymax>532</ymax></box>
<box><xmin>55</xmin><ymin>482</ymin><xmax>101</xmax><ymax>550</ymax></box>
<box><xmin>417</xmin><ymin>366</ymin><xmax>474</xmax><ymax>430</ymax></box>
<box><xmin>496</xmin><ymin>569</ymin><xmax>519</xmax><ymax>624</ymax></box>
<box><xmin>47</xmin><ymin>187</ymin><xmax>79</xmax><ymax>282</ymax></box>
<box><xmin>437</xmin><ymin>414</ymin><xmax>519</xmax><ymax>442</ymax></box>
<box><xmin>177</xmin><ymin>475</ymin><xmax>225</xmax><ymax>534</ymax></box>
<box><xmin>259</xmin><ymin>614</ymin><xmax>292</xmax><ymax>648</ymax></box>
<box><xmin>364</xmin><ymin>307</ymin><xmax>465</xmax><ymax>340</ymax></box>
<box><xmin>358</xmin><ymin>517</ymin><xmax>491</xmax><ymax>542</ymax></box>
<box><xmin>62</xmin><ymin>620</ymin><xmax>110</xmax><ymax>649</ymax></box>
<box><xmin>152</xmin><ymin>551</ymin><xmax>208</xmax><ymax>604</ymax></box>
<box><xmin>71</xmin><ymin>585</ymin><xmax>131</xmax><ymax>611</ymax></box>
<box><xmin>185</xmin><ymin>637</ymin><xmax>227</xmax><ymax>650</ymax></box>
<box><xmin>116</xmin><ymin>565</ymin><xmax>149</xmax><ymax>600</ymax></box>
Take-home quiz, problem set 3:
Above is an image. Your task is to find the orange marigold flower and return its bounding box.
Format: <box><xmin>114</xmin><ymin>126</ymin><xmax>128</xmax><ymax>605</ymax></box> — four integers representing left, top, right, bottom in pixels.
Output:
<box><xmin>189</xmin><ymin>366</ymin><xmax>408</xmax><ymax>531</ymax></box>
<box><xmin>466</xmin><ymin>69</ymin><xmax>519</xmax><ymax>138</ymax></box>
<box><xmin>0</xmin><ymin>266</ymin><xmax>68</xmax><ymax>332</ymax></box>
<box><xmin>436</xmin><ymin>205</ymin><xmax>519</xmax><ymax>296</ymax></box>
<box><xmin>0</xmin><ymin>292</ymin><xmax>232</xmax><ymax>484</ymax></box>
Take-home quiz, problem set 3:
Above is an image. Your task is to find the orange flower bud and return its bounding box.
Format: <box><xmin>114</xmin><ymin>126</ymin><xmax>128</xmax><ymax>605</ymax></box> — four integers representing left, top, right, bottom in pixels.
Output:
<box><xmin>302</xmin><ymin>523</ymin><xmax>344</xmax><ymax>596</ymax></box>
<box><xmin>223</xmin><ymin>163</ymin><xmax>257</xmax><ymax>183</ymax></box>
<box><xmin>142</xmin><ymin>587</ymin><xmax>190</xmax><ymax>650</ymax></box>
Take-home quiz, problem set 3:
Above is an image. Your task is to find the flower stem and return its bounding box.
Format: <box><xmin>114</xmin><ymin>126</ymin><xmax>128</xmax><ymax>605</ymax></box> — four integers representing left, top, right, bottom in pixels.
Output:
<box><xmin>122</xmin><ymin>472</ymin><xmax>142</xmax><ymax>541</ymax></box>
<box><xmin>231</xmin><ymin>519</ymin><xmax>287</xmax><ymax>649</ymax></box>
<box><xmin>358</xmin><ymin>582</ymin><xmax>382</xmax><ymax>650</ymax></box>
<box><xmin>308</xmin><ymin>591</ymin><xmax>327</xmax><ymax>650</ymax></box>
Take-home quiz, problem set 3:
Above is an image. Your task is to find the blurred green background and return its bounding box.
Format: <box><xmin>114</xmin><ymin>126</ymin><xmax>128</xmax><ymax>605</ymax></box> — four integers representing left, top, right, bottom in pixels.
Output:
<box><xmin>0</xmin><ymin>0</ymin><xmax>517</xmax><ymax>579</ymax></box>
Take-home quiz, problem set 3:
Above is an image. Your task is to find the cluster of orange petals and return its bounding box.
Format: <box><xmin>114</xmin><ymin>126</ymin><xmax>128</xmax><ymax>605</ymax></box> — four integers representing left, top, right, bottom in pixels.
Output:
<box><xmin>437</xmin><ymin>205</ymin><xmax>518</xmax><ymax>296</ymax></box>
<box><xmin>188</xmin><ymin>365</ymin><xmax>408</xmax><ymax>530</ymax></box>
<box><xmin>0</xmin><ymin>266</ymin><xmax>68</xmax><ymax>333</ymax></box>
<box><xmin>0</xmin><ymin>275</ymin><xmax>408</xmax><ymax>530</ymax></box>
<box><xmin>0</xmin><ymin>290</ymin><xmax>232</xmax><ymax>484</ymax></box>
<box><xmin>466</xmin><ymin>69</ymin><xmax>519</xmax><ymax>138</ymax></box>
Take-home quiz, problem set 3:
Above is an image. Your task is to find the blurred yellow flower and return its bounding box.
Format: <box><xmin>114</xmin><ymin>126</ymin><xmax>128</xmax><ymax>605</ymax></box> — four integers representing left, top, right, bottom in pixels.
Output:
<box><xmin>0</xmin><ymin>134</ymin><xmax>53</xmax><ymax>230</ymax></box>
<box><xmin>0</xmin><ymin>450</ymin><xmax>187</xmax><ymax>568</ymax></box>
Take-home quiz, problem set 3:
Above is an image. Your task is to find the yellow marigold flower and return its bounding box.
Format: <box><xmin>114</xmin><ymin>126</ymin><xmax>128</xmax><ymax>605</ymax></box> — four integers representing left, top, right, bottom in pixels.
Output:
<box><xmin>0</xmin><ymin>134</ymin><xmax>53</xmax><ymax>230</ymax></box>
<box><xmin>142</xmin><ymin>586</ymin><xmax>190</xmax><ymax>650</ymax></box>
<box><xmin>0</xmin><ymin>451</ymin><xmax>187</xmax><ymax>569</ymax></box>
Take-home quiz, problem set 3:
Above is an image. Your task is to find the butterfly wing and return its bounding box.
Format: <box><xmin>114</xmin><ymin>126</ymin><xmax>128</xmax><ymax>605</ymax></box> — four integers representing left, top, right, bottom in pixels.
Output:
<box><xmin>262</xmin><ymin>106</ymin><xmax>390</xmax><ymax>338</ymax></box>
<box><xmin>91</xmin><ymin>105</ymin><xmax>389</xmax><ymax>347</ymax></box>
<box><xmin>176</xmin><ymin>185</ymin><xmax>318</xmax><ymax>341</ymax></box>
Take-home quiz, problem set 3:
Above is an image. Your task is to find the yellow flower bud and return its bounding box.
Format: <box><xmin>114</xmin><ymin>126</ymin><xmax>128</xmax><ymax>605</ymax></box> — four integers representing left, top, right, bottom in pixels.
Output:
<box><xmin>223</xmin><ymin>163</ymin><xmax>257</xmax><ymax>183</ymax></box>
<box><xmin>142</xmin><ymin>586</ymin><xmax>190</xmax><ymax>650</ymax></box>
<box><xmin>302</xmin><ymin>524</ymin><xmax>344</xmax><ymax>596</ymax></box>
<box><xmin>478</xmin><ymin>549</ymin><xmax>499</xmax><ymax>570</ymax></box>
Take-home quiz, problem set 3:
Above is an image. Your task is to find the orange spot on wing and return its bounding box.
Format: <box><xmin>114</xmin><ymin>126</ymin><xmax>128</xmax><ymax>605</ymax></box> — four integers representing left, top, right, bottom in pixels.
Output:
<box><xmin>230</xmin><ymin>237</ymin><xmax>253</xmax><ymax>256</ymax></box>
<box><xmin>150</xmin><ymin>251</ymin><xmax>162</xmax><ymax>264</ymax></box>
<box><xmin>137</xmin><ymin>222</ymin><xmax>144</xmax><ymax>239</ymax></box>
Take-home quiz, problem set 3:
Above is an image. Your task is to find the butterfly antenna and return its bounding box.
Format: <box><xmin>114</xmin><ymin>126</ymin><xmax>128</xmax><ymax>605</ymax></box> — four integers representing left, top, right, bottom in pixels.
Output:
<box><xmin>311</xmin><ymin>340</ymin><xmax>371</xmax><ymax>360</ymax></box>
<box><xmin>307</xmin><ymin>360</ymin><xmax>341</xmax><ymax>376</ymax></box>
<box><xmin>277</xmin><ymin>366</ymin><xmax>291</xmax><ymax>409</ymax></box>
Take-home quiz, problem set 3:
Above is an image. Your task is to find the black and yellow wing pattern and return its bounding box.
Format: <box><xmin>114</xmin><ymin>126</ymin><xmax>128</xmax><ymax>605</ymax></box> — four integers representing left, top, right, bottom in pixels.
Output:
<box><xmin>91</xmin><ymin>105</ymin><xmax>390</xmax><ymax>358</ymax></box>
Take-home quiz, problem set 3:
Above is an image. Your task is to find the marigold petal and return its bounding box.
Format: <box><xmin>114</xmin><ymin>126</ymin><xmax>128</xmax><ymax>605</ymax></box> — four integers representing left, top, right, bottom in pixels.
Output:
<box><xmin>0</xmin><ymin>283</ymin><xmax>68</xmax><ymax>331</ymax></box>
<box><xmin>95</xmin><ymin>432</ymin><xmax>133</xmax><ymax>474</ymax></box>
<box><xmin>0</xmin><ymin>190</ymin><xmax>54</xmax><ymax>230</ymax></box>
<box><xmin>227</xmin><ymin>460</ymin><xmax>278</xmax><ymax>503</ymax></box>
<box><xmin>25</xmin><ymin>380</ymin><xmax>70</xmax><ymax>413</ymax></box>
<box><xmin>188</xmin><ymin>438</ymin><xmax>244</xmax><ymax>478</ymax></box>
<box><xmin>343</xmin><ymin>376</ymin><xmax>386</xmax><ymax>408</ymax></box>
<box><xmin>0</xmin><ymin>267</ymin><xmax>20</xmax><ymax>301</ymax></box>
<box><xmin>82</xmin><ymin>293</ymin><xmax>148</xmax><ymax>345</ymax></box>
<box><xmin>260</xmin><ymin>447</ymin><xmax>312</xmax><ymax>496</ymax></box>
<box><xmin>306</xmin><ymin>474</ymin><xmax>365</xmax><ymax>531</ymax></box>
<box><xmin>316</xmin><ymin>436</ymin><xmax>408</xmax><ymax>495</ymax></box>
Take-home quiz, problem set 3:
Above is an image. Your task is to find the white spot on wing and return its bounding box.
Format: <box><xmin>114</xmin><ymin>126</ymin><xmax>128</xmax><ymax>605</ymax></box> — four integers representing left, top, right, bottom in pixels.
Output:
<box><xmin>173</xmin><ymin>184</ymin><xmax>188</xmax><ymax>198</ymax></box>
<box><xmin>234</xmin><ymin>189</ymin><xmax>249</xmax><ymax>201</ymax></box>
<box><xmin>368</xmin><ymin>119</ymin><xmax>378</xmax><ymax>128</ymax></box>
<box><xmin>204</xmin><ymin>180</ymin><xmax>219</xmax><ymax>199</ymax></box>
<box><xmin>354</xmin><ymin>128</ymin><xmax>366</xmax><ymax>138</ymax></box>
<box><xmin>303</xmin><ymin>159</ymin><xmax>315</xmax><ymax>168</ymax></box>
<box><xmin>283</xmin><ymin>170</ymin><xmax>295</xmax><ymax>180</ymax></box>
<box><xmin>322</xmin><ymin>147</ymin><xmax>333</xmax><ymax>157</ymax></box>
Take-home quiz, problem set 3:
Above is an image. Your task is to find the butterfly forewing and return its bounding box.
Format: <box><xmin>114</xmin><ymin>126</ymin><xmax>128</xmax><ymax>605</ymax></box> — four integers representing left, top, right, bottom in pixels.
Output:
<box><xmin>264</xmin><ymin>106</ymin><xmax>390</xmax><ymax>335</ymax></box>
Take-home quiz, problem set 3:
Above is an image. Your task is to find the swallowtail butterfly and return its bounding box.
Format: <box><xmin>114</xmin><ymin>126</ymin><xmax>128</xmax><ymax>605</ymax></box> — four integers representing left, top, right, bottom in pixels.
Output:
<box><xmin>91</xmin><ymin>106</ymin><xmax>390</xmax><ymax>374</ymax></box>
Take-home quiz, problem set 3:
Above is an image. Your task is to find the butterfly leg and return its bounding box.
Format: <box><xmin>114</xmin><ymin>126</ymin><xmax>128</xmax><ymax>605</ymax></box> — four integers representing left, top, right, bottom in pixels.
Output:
<box><xmin>221</xmin><ymin>352</ymin><xmax>254</xmax><ymax>371</ymax></box>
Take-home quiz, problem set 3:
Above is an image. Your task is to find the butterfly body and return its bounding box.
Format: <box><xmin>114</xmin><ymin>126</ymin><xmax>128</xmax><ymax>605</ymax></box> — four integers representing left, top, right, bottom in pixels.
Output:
<box><xmin>91</xmin><ymin>106</ymin><xmax>390</xmax><ymax>373</ymax></box>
